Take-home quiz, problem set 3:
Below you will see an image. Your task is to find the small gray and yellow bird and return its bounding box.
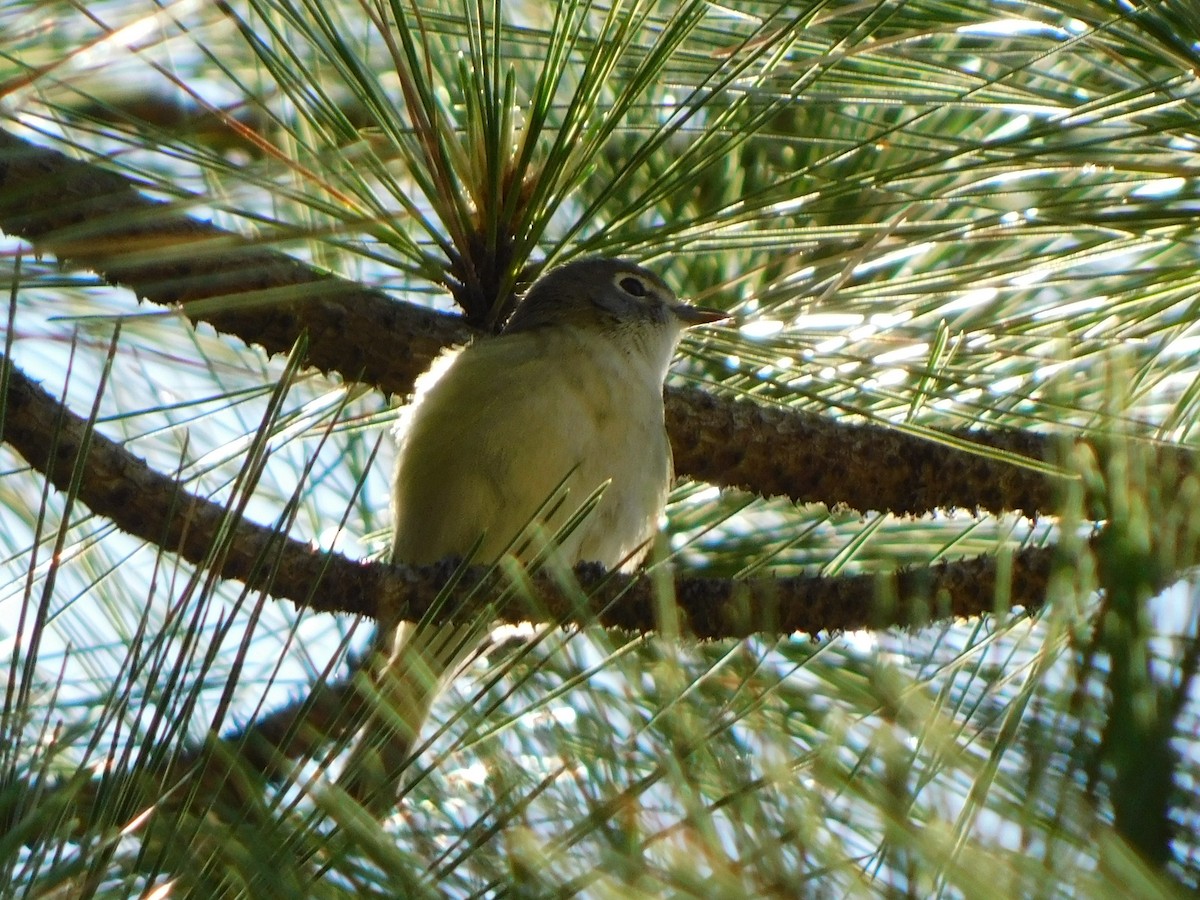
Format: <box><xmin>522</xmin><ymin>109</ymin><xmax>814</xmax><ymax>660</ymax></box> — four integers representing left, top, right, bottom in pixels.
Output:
<box><xmin>340</xmin><ymin>257</ymin><xmax>725</xmax><ymax>809</ymax></box>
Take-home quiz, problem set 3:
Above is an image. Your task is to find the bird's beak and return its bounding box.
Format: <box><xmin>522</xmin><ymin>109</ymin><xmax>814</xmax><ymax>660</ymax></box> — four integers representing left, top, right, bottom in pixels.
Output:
<box><xmin>673</xmin><ymin>302</ymin><xmax>729</xmax><ymax>327</ymax></box>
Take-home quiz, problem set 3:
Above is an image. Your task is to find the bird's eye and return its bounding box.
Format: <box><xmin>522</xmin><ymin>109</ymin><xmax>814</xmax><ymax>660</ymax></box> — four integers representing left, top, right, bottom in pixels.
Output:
<box><xmin>619</xmin><ymin>276</ymin><xmax>648</xmax><ymax>297</ymax></box>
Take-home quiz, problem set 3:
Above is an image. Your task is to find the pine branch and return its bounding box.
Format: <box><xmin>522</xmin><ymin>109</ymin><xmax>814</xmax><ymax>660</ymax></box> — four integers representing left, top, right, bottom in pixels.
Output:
<box><xmin>0</xmin><ymin>352</ymin><xmax>1051</xmax><ymax>637</ymax></box>
<box><xmin>666</xmin><ymin>386</ymin><xmax>1076</xmax><ymax>518</ymax></box>
<box><xmin>1</xmin><ymin>341</ymin><xmax>1059</xmax><ymax>843</ymax></box>
<box><xmin>0</xmin><ymin>127</ymin><xmax>466</xmax><ymax>390</ymax></box>
<box><xmin>0</xmin><ymin>125</ymin><xmax>1100</xmax><ymax>518</ymax></box>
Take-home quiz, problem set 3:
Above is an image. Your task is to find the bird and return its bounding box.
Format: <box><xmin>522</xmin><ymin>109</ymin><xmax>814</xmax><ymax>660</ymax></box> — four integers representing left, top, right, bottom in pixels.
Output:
<box><xmin>339</xmin><ymin>256</ymin><xmax>726</xmax><ymax>810</ymax></box>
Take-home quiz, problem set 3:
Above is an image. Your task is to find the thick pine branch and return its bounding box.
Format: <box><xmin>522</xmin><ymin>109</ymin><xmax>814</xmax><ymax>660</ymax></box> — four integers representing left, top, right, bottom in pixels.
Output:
<box><xmin>1</xmin><ymin>352</ymin><xmax>1050</xmax><ymax>637</ymax></box>
<box><xmin>0</xmin><ymin>126</ymin><xmax>1100</xmax><ymax>518</ymax></box>
<box><xmin>0</xmin><ymin>128</ymin><xmax>466</xmax><ymax>391</ymax></box>
<box><xmin>667</xmin><ymin>386</ymin><xmax>1074</xmax><ymax>518</ymax></box>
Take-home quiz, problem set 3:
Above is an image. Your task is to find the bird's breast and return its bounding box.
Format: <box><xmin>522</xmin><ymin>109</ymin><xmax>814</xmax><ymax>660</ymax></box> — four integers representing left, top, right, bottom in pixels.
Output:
<box><xmin>391</xmin><ymin>329</ymin><xmax>675</xmax><ymax>571</ymax></box>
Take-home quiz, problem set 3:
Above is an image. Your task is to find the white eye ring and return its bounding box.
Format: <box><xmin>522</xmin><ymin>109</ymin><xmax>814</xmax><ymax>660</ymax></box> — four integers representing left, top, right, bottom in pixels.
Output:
<box><xmin>618</xmin><ymin>275</ymin><xmax>649</xmax><ymax>297</ymax></box>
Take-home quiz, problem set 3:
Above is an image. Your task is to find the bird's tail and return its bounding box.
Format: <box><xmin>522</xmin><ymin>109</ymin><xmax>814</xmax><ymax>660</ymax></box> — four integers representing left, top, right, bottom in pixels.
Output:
<box><xmin>338</xmin><ymin>619</ymin><xmax>486</xmax><ymax>813</ymax></box>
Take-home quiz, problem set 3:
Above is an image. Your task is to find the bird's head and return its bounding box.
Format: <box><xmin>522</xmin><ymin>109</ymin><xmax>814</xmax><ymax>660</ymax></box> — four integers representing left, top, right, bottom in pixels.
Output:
<box><xmin>502</xmin><ymin>258</ymin><xmax>727</xmax><ymax>344</ymax></box>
